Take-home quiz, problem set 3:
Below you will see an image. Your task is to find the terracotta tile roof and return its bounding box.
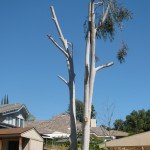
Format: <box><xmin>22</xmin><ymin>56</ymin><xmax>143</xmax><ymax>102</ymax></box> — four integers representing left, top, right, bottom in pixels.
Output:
<box><xmin>25</xmin><ymin>113</ymin><xmax>82</xmax><ymax>134</ymax></box>
<box><xmin>0</xmin><ymin>127</ymin><xmax>32</xmax><ymax>136</ymax></box>
<box><xmin>0</xmin><ymin>104</ymin><xmax>23</xmax><ymax>114</ymax></box>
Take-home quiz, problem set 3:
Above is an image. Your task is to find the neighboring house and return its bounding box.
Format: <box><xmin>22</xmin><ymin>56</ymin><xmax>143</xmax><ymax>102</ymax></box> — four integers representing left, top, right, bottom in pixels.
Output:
<box><xmin>90</xmin><ymin>119</ymin><xmax>128</xmax><ymax>140</ymax></box>
<box><xmin>0</xmin><ymin>127</ymin><xmax>43</xmax><ymax>150</ymax></box>
<box><xmin>25</xmin><ymin>113</ymin><xmax>128</xmax><ymax>140</ymax></box>
<box><xmin>101</xmin><ymin>131</ymin><xmax>150</xmax><ymax>150</ymax></box>
<box><xmin>25</xmin><ymin>113</ymin><xmax>82</xmax><ymax>139</ymax></box>
<box><xmin>90</xmin><ymin>127</ymin><xmax>128</xmax><ymax>140</ymax></box>
<box><xmin>0</xmin><ymin>104</ymin><xmax>29</xmax><ymax>128</ymax></box>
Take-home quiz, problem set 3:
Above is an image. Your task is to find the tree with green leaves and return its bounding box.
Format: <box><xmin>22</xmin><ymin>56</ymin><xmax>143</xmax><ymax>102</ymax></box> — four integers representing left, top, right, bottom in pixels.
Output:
<box><xmin>68</xmin><ymin>99</ymin><xmax>96</xmax><ymax>123</ymax></box>
<box><xmin>113</xmin><ymin>119</ymin><xmax>124</xmax><ymax>131</ymax></box>
<box><xmin>1</xmin><ymin>94</ymin><xmax>9</xmax><ymax>105</ymax></box>
<box><xmin>113</xmin><ymin>109</ymin><xmax>150</xmax><ymax>134</ymax></box>
<box><xmin>27</xmin><ymin>113</ymin><xmax>36</xmax><ymax>121</ymax></box>
<box><xmin>82</xmin><ymin>1</ymin><xmax>131</xmax><ymax>149</ymax></box>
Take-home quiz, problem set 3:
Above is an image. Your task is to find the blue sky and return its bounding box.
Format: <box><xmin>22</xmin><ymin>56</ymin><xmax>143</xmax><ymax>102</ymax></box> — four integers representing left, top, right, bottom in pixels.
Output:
<box><xmin>0</xmin><ymin>0</ymin><xmax>150</xmax><ymax>124</ymax></box>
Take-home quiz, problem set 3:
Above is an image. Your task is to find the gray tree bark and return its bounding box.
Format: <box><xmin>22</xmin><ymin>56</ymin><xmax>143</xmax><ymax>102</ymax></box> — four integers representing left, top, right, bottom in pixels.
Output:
<box><xmin>82</xmin><ymin>3</ymin><xmax>91</xmax><ymax>150</ymax></box>
<box><xmin>82</xmin><ymin>1</ymin><xmax>114</xmax><ymax>150</ymax></box>
<box><xmin>48</xmin><ymin>6</ymin><xmax>77</xmax><ymax>150</ymax></box>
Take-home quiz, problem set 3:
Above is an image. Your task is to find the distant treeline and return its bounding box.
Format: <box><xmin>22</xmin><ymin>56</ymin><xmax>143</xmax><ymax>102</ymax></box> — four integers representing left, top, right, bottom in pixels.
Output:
<box><xmin>114</xmin><ymin>109</ymin><xmax>150</xmax><ymax>134</ymax></box>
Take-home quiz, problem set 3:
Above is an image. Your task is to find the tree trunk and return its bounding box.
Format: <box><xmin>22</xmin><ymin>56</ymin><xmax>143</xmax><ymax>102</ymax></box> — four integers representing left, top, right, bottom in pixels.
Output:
<box><xmin>49</xmin><ymin>6</ymin><xmax>77</xmax><ymax>150</ymax></box>
<box><xmin>82</xmin><ymin>2</ymin><xmax>96</xmax><ymax>150</ymax></box>
<box><xmin>88</xmin><ymin>1</ymin><xmax>96</xmax><ymax>124</ymax></box>
<box><xmin>82</xmin><ymin>2</ymin><xmax>92</xmax><ymax>150</ymax></box>
<box><xmin>82</xmin><ymin>31</ymin><xmax>91</xmax><ymax>150</ymax></box>
<box><xmin>69</xmin><ymin>81</ymin><xmax>77</xmax><ymax>150</ymax></box>
<box><xmin>68</xmin><ymin>58</ymin><xmax>77</xmax><ymax>150</ymax></box>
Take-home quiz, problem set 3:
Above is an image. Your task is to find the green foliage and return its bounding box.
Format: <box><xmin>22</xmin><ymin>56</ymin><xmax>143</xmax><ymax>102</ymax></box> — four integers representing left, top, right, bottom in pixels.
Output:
<box><xmin>96</xmin><ymin>0</ymin><xmax>132</xmax><ymax>41</ymax></box>
<box><xmin>27</xmin><ymin>113</ymin><xmax>36</xmax><ymax>121</ymax></box>
<box><xmin>67</xmin><ymin>99</ymin><xmax>96</xmax><ymax>122</ymax></box>
<box><xmin>91</xmin><ymin>104</ymin><xmax>96</xmax><ymax>119</ymax></box>
<box><xmin>44</xmin><ymin>136</ymin><xmax>103</xmax><ymax>150</ymax></box>
<box><xmin>84</xmin><ymin>0</ymin><xmax>132</xmax><ymax>63</ymax></box>
<box><xmin>113</xmin><ymin>119</ymin><xmax>124</xmax><ymax>131</ymax></box>
<box><xmin>76</xmin><ymin>100</ymin><xmax>84</xmax><ymax>122</ymax></box>
<box><xmin>97</xmin><ymin>15</ymin><xmax>115</xmax><ymax>41</ymax></box>
<box><xmin>68</xmin><ymin>99</ymin><xmax>96</xmax><ymax>123</ymax></box>
<box><xmin>113</xmin><ymin>109</ymin><xmax>150</xmax><ymax>134</ymax></box>
<box><xmin>111</xmin><ymin>0</ymin><xmax>132</xmax><ymax>24</ymax></box>
<box><xmin>44</xmin><ymin>138</ymin><xmax>70</xmax><ymax>150</ymax></box>
<box><xmin>1</xmin><ymin>94</ymin><xmax>9</xmax><ymax>105</ymax></box>
<box><xmin>117</xmin><ymin>43</ymin><xmax>128</xmax><ymax>63</ymax></box>
<box><xmin>90</xmin><ymin>136</ymin><xmax>104</xmax><ymax>150</ymax></box>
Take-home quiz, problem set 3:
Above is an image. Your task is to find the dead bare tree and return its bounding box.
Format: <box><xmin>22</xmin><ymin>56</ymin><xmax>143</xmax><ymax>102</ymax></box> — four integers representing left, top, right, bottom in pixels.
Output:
<box><xmin>99</xmin><ymin>101</ymin><xmax>116</xmax><ymax>138</ymax></box>
<box><xmin>82</xmin><ymin>0</ymin><xmax>131</xmax><ymax>149</ymax></box>
<box><xmin>48</xmin><ymin>6</ymin><xmax>77</xmax><ymax>150</ymax></box>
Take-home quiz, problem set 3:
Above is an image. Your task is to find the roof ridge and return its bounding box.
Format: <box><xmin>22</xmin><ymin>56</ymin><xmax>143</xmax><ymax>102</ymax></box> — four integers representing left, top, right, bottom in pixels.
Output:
<box><xmin>0</xmin><ymin>103</ymin><xmax>28</xmax><ymax>115</ymax></box>
<box><xmin>0</xmin><ymin>103</ymin><xmax>22</xmax><ymax>106</ymax></box>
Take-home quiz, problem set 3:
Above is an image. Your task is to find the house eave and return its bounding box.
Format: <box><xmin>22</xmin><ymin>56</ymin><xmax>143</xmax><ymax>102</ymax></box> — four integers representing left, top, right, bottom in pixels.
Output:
<box><xmin>2</xmin><ymin>105</ymin><xmax>30</xmax><ymax>117</ymax></box>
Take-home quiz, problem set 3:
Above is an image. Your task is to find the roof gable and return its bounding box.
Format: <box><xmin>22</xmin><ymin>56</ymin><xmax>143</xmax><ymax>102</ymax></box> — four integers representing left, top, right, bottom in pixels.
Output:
<box><xmin>0</xmin><ymin>104</ymin><xmax>29</xmax><ymax>118</ymax></box>
<box><xmin>21</xmin><ymin>128</ymin><xmax>43</xmax><ymax>142</ymax></box>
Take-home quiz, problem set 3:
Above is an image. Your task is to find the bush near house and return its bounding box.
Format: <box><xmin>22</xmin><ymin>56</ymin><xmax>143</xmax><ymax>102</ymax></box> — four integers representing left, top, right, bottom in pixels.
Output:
<box><xmin>44</xmin><ymin>136</ymin><xmax>103</xmax><ymax>150</ymax></box>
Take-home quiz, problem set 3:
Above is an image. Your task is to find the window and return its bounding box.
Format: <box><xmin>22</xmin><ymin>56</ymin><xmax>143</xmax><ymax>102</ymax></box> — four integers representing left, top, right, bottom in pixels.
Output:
<box><xmin>5</xmin><ymin>117</ymin><xmax>13</xmax><ymax>125</ymax></box>
<box><xmin>15</xmin><ymin>117</ymin><xmax>24</xmax><ymax>127</ymax></box>
<box><xmin>20</xmin><ymin>119</ymin><xmax>24</xmax><ymax>127</ymax></box>
<box><xmin>8</xmin><ymin>117</ymin><xmax>13</xmax><ymax>125</ymax></box>
<box><xmin>16</xmin><ymin>118</ymin><xmax>19</xmax><ymax>127</ymax></box>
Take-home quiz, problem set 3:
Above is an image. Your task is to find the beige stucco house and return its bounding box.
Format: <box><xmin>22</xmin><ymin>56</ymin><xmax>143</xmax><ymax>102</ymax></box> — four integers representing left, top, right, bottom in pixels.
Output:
<box><xmin>0</xmin><ymin>127</ymin><xmax>43</xmax><ymax>150</ymax></box>
<box><xmin>101</xmin><ymin>131</ymin><xmax>150</xmax><ymax>150</ymax></box>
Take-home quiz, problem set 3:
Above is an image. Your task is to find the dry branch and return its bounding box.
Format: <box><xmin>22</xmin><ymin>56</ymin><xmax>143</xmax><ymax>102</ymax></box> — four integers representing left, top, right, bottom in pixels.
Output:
<box><xmin>96</xmin><ymin>62</ymin><xmax>114</xmax><ymax>72</ymax></box>
<box><xmin>57</xmin><ymin>75</ymin><xmax>68</xmax><ymax>85</ymax></box>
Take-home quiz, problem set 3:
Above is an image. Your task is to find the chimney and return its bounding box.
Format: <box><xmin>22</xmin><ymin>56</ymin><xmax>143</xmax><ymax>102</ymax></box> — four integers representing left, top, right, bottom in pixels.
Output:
<box><xmin>90</xmin><ymin>119</ymin><xmax>96</xmax><ymax>127</ymax></box>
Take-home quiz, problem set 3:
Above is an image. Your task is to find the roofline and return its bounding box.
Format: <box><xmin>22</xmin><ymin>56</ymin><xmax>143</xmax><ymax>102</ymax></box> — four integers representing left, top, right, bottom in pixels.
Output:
<box><xmin>2</xmin><ymin>104</ymin><xmax>30</xmax><ymax>116</ymax></box>
<box><xmin>0</xmin><ymin>127</ymin><xmax>43</xmax><ymax>141</ymax></box>
<box><xmin>105</xmin><ymin>131</ymin><xmax>150</xmax><ymax>148</ymax></box>
<box><xmin>106</xmin><ymin>130</ymin><xmax>150</xmax><ymax>144</ymax></box>
<box><xmin>0</xmin><ymin>134</ymin><xmax>20</xmax><ymax>138</ymax></box>
<box><xmin>21</xmin><ymin>127</ymin><xmax>43</xmax><ymax>142</ymax></box>
<box><xmin>90</xmin><ymin>132</ymin><xmax>115</xmax><ymax>138</ymax></box>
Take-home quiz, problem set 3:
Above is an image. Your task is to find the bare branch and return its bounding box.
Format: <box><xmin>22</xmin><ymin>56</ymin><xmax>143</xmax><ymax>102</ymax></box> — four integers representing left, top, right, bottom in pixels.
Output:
<box><xmin>57</xmin><ymin>75</ymin><xmax>68</xmax><ymax>86</ymax></box>
<box><xmin>50</xmin><ymin>6</ymin><xmax>68</xmax><ymax>49</ymax></box>
<box><xmin>50</xmin><ymin>6</ymin><xmax>64</xmax><ymax>40</ymax></box>
<box><xmin>95</xmin><ymin>62</ymin><xmax>114</xmax><ymax>72</ymax></box>
<box><xmin>94</xmin><ymin>1</ymin><xmax>103</xmax><ymax>6</ymax></box>
<box><xmin>47</xmin><ymin>35</ymin><xmax>69</xmax><ymax>58</ymax></box>
<box><xmin>99</xmin><ymin>0</ymin><xmax>113</xmax><ymax>26</ymax></box>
